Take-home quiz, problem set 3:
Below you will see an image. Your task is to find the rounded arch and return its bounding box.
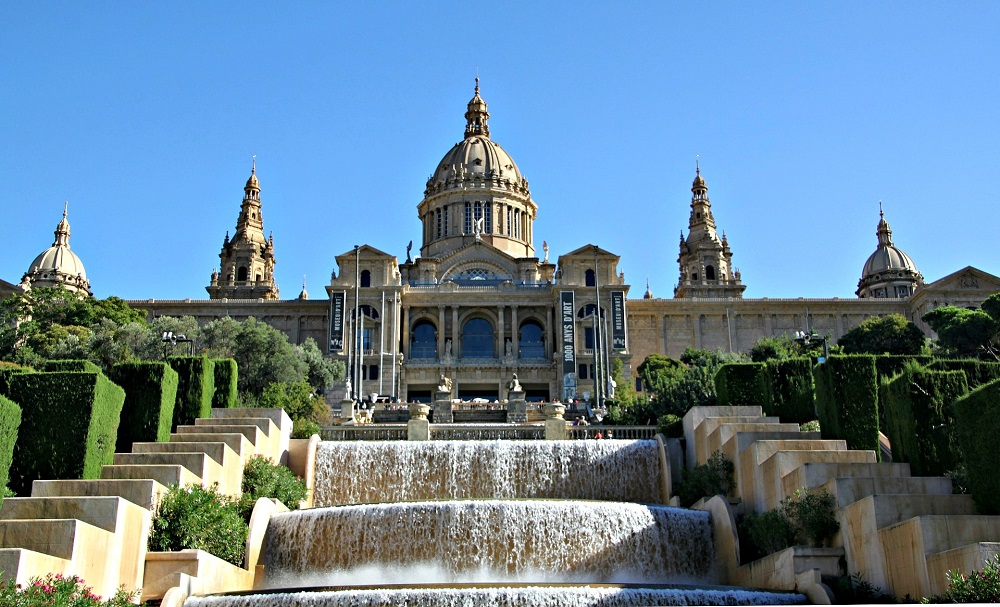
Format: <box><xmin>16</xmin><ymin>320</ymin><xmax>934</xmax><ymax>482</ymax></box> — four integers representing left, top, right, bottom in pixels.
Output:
<box><xmin>237</xmin><ymin>266</ymin><xmax>249</xmax><ymax>282</ymax></box>
<box><xmin>410</xmin><ymin>319</ymin><xmax>437</xmax><ymax>359</ymax></box>
<box><xmin>518</xmin><ymin>319</ymin><xmax>546</xmax><ymax>359</ymax></box>
<box><xmin>351</xmin><ymin>305</ymin><xmax>380</xmax><ymax>321</ymax></box>
<box><xmin>461</xmin><ymin>317</ymin><xmax>495</xmax><ymax>359</ymax></box>
<box><xmin>360</xmin><ymin>270</ymin><xmax>371</xmax><ymax>288</ymax></box>
<box><xmin>585</xmin><ymin>269</ymin><xmax>596</xmax><ymax>287</ymax></box>
<box><xmin>442</xmin><ymin>260</ymin><xmax>512</xmax><ymax>285</ymax></box>
<box><xmin>577</xmin><ymin>304</ymin><xmax>606</xmax><ymax>319</ymax></box>
<box><xmin>706</xmin><ymin>265</ymin><xmax>716</xmax><ymax>280</ymax></box>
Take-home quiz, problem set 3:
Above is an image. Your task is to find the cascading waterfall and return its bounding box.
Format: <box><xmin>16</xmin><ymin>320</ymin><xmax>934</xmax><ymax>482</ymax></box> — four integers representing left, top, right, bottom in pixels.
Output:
<box><xmin>313</xmin><ymin>439</ymin><xmax>663</xmax><ymax>506</ymax></box>
<box><xmin>182</xmin><ymin>438</ymin><xmax>807</xmax><ymax>606</ymax></box>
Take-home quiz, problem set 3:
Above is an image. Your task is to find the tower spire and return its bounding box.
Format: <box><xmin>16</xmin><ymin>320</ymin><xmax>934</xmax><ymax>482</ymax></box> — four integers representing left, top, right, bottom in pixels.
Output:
<box><xmin>464</xmin><ymin>77</ymin><xmax>490</xmax><ymax>139</ymax></box>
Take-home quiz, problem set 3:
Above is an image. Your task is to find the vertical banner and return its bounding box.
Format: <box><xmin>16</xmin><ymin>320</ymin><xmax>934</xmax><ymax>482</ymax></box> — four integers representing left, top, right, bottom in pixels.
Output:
<box><xmin>329</xmin><ymin>291</ymin><xmax>345</xmax><ymax>352</ymax></box>
<box><xmin>611</xmin><ymin>290</ymin><xmax>627</xmax><ymax>350</ymax></box>
<box><xmin>560</xmin><ymin>291</ymin><xmax>577</xmax><ymax>399</ymax></box>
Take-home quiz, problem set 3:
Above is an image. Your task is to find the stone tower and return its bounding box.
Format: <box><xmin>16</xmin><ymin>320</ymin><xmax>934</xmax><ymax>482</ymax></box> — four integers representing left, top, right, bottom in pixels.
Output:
<box><xmin>674</xmin><ymin>163</ymin><xmax>745</xmax><ymax>298</ymax></box>
<box><xmin>206</xmin><ymin>159</ymin><xmax>279</xmax><ymax>300</ymax></box>
<box><xmin>857</xmin><ymin>204</ymin><xmax>923</xmax><ymax>298</ymax></box>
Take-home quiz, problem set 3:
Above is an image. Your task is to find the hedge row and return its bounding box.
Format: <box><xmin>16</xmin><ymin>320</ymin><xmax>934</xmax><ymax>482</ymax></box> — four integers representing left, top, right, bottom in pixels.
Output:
<box><xmin>3</xmin><ymin>371</ymin><xmax>125</xmax><ymax>495</ymax></box>
<box><xmin>0</xmin><ymin>366</ymin><xmax>33</xmax><ymax>395</ymax></box>
<box><xmin>43</xmin><ymin>359</ymin><xmax>102</xmax><ymax>373</ymax></box>
<box><xmin>955</xmin><ymin>379</ymin><xmax>1000</xmax><ymax>514</ymax></box>
<box><xmin>813</xmin><ymin>355</ymin><xmax>880</xmax><ymax>454</ymax></box>
<box><xmin>715</xmin><ymin>363</ymin><xmax>769</xmax><ymax>408</ymax></box>
<box><xmin>880</xmin><ymin>366</ymin><xmax>968</xmax><ymax>476</ymax></box>
<box><xmin>212</xmin><ymin>358</ymin><xmax>238</xmax><ymax>409</ymax></box>
<box><xmin>930</xmin><ymin>359</ymin><xmax>1000</xmax><ymax>389</ymax></box>
<box><xmin>167</xmin><ymin>357</ymin><xmax>215</xmax><ymax>430</ymax></box>
<box><xmin>0</xmin><ymin>395</ymin><xmax>22</xmax><ymax>493</ymax></box>
<box><xmin>874</xmin><ymin>355</ymin><xmax>934</xmax><ymax>381</ymax></box>
<box><xmin>108</xmin><ymin>362</ymin><xmax>179</xmax><ymax>452</ymax></box>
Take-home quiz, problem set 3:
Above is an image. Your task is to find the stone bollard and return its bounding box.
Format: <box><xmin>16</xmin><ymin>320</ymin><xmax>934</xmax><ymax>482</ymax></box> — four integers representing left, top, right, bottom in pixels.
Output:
<box><xmin>433</xmin><ymin>390</ymin><xmax>454</xmax><ymax>423</ymax></box>
<box><xmin>544</xmin><ymin>403</ymin><xmax>567</xmax><ymax>440</ymax></box>
<box><xmin>340</xmin><ymin>398</ymin><xmax>357</xmax><ymax>425</ymax></box>
<box><xmin>506</xmin><ymin>390</ymin><xmax>527</xmax><ymax>423</ymax></box>
<box><xmin>408</xmin><ymin>403</ymin><xmax>431</xmax><ymax>441</ymax></box>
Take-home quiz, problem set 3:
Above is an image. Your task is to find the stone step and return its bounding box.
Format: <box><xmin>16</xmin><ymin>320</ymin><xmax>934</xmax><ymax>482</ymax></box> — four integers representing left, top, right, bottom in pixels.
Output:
<box><xmin>194</xmin><ymin>417</ymin><xmax>279</xmax><ymax>462</ymax></box>
<box><xmin>755</xmin><ymin>447</ymin><xmax>878</xmax><ymax>512</ymax></box>
<box><xmin>176</xmin><ymin>424</ymin><xmax>266</xmax><ymax>456</ymax></box>
<box><xmin>781</xmin><ymin>462</ymin><xmax>913</xmax><ymax>501</ymax></box>
<box><xmin>168</xmin><ymin>432</ymin><xmax>252</xmax><ymax>462</ymax></box>
<box><xmin>682</xmin><ymin>406</ymin><xmax>763</xmax><ymax>468</ymax></box>
<box><xmin>820</xmin><ymin>476</ymin><xmax>954</xmax><ymax>508</ymax></box>
<box><xmin>876</xmin><ymin>514</ymin><xmax>1000</xmax><ymax>599</ymax></box>
<box><xmin>0</xmin><ymin>547</ymin><xmax>71</xmax><ymax>587</ymax></box>
<box><xmin>113</xmin><ymin>452</ymin><xmax>222</xmax><ymax>490</ymax></box>
<box><xmin>101</xmin><ymin>464</ymin><xmax>201</xmax><ymax>488</ymax></box>
<box><xmin>0</xmin><ymin>519</ymin><xmax>114</xmax><ymax>595</ymax></box>
<box><xmin>210</xmin><ymin>407</ymin><xmax>291</xmax><ymax>465</ymax></box>
<box><xmin>733</xmin><ymin>437</ymin><xmax>846</xmax><ymax>504</ymax></box>
<box><xmin>130</xmin><ymin>442</ymin><xmax>241</xmax><ymax>496</ymax></box>
<box><xmin>926</xmin><ymin>541</ymin><xmax>1000</xmax><ymax>597</ymax></box>
<box><xmin>30</xmin><ymin>479</ymin><xmax>166</xmax><ymax>511</ymax></box>
<box><xmin>705</xmin><ymin>422</ymin><xmax>805</xmax><ymax>464</ymax></box>
<box><xmin>691</xmin><ymin>416</ymin><xmax>785</xmax><ymax>468</ymax></box>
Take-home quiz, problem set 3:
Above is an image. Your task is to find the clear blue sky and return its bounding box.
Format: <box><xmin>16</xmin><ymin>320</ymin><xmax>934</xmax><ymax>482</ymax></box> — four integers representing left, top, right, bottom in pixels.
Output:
<box><xmin>3</xmin><ymin>2</ymin><xmax>997</xmax><ymax>301</ymax></box>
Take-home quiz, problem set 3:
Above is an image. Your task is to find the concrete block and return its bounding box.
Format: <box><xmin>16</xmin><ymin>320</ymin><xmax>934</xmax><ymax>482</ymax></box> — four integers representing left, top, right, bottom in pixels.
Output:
<box><xmin>0</xmin><ymin>548</ymin><xmax>71</xmax><ymax>587</ymax></box>
<box><xmin>757</xmin><ymin>447</ymin><xmax>876</xmax><ymax>512</ymax></box>
<box><xmin>177</xmin><ymin>424</ymin><xmax>266</xmax><ymax>458</ymax></box>
<box><xmin>101</xmin><ymin>464</ymin><xmax>201</xmax><ymax>489</ymax></box>
<box><xmin>693</xmin><ymin>416</ymin><xmax>783</xmax><ymax>468</ymax></box>
<box><xmin>130</xmin><ymin>442</ymin><xmax>241</xmax><ymax>496</ymax></box>
<box><xmin>781</xmin><ymin>462</ymin><xmax>912</xmax><ymax>500</ymax></box>
<box><xmin>194</xmin><ymin>417</ymin><xmax>279</xmax><ymax>460</ymax></box>
<box><xmin>926</xmin><ymin>542</ymin><xmax>1000</xmax><ymax>597</ymax></box>
<box><xmin>142</xmin><ymin>549</ymin><xmax>254</xmax><ymax>602</ymax></box>
<box><xmin>30</xmin><ymin>479</ymin><xmax>166</xmax><ymax>511</ymax></box>
<box><xmin>733</xmin><ymin>545</ymin><xmax>845</xmax><ymax>592</ymax></box>
<box><xmin>0</xmin><ymin>519</ymin><xmax>113</xmax><ymax>598</ymax></box>
<box><xmin>169</xmin><ymin>432</ymin><xmax>252</xmax><ymax>463</ymax></box>
<box><xmin>211</xmin><ymin>408</ymin><xmax>292</xmax><ymax>465</ymax></box>
<box><xmin>820</xmin><ymin>476</ymin><xmax>954</xmax><ymax>509</ymax></box>
<box><xmin>112</xmin><ymin>453</ymin><xmax>222</xmax><ymax>492</ymax></box>
<box><xmin>705</xmin><ymin>421</ymin><xmax>800</xmax><ymax>466</ymax></box>
<box><xmin>683</xmin><ymin>406</ymin><xmax>762</xmax><ymax>470</ymax></box>
<box><xmin>726</xmin><ymin>435</ymin><xmax>840</xmax><ymax>503</ymax></box>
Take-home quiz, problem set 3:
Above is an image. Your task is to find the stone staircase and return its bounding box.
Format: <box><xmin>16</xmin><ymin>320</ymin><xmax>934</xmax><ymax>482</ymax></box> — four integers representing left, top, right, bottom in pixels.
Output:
<box><xmin>685</xmin><ymin>405</ymin><xmax>1000</xmax><ymax>599</ymax></box>
<box><xmin>0</xmin><ymin>408</ymin><xmax>291</xmax><ymax>600</ymax></box>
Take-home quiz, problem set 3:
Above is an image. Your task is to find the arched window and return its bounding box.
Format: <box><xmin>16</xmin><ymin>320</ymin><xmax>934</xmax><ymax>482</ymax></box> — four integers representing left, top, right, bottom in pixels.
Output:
<box><xmin>461</xmin><ymin>318</ymin><xmax>494</xmax><ymax>359</ymax></box>
<box><xmin>352</xmin><ymin>305</ymin><xmax>379</xmax><ymax>320</ymax></box>
<box><xmin>410</xmin><ymin>320</ymin><xmax>437</xmax><ymax>359</ymax></box>
<box><xmin>577</xmin><ymin>304</ymin><xmax>605</xmax><ymax>319</ymax></box>
<box><xmin>519</xmin><ymin>320</ymin><xmax>545</xmax><ymax>359</ymax></box>
<box><xmin>361</xmin><ymin>270</ymin><xmax>371</xmax><ymax>288</ymax></box>
<box><xmin>237</xmin><ymin>266</ymin><xmax>248</xmax><ymax>282</ymax></box>
<box><xmin>585</xmin><ymin>269</ymin><xmax>596</xmax><ymax>287</ymax></box>
<box><xmin>706</xmin><ymin>265</ymin><xmax>716</xmax><ymax>280</ymax></box>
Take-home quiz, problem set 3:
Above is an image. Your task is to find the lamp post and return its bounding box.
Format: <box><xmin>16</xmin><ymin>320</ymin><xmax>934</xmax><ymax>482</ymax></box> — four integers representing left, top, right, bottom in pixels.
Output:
<box><xmin>794</xmin><ymin>330</ymin><xmax>830</xmax><ymax>362</ymax></box>
<box><xmin>592</xmin><ymin>245</ymin><xmax>604</xmax><ymax>409</ymax></box>
<box><xmin>161</xmin><ymin>331</ymin><xmax>195</xmax><ymax>358</ymax></box>
<box><xmin>354</xmin><ymin>244</ymin><xmax>361</xmax><ymax>402</ymax></box>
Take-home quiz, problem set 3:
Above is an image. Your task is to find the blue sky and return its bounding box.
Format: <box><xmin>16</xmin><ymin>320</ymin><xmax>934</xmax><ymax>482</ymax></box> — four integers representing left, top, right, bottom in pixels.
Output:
<box><xmin>2</xmin><ymin>2</ymin><xmax>997</xmax><ymax>301</ymax></box>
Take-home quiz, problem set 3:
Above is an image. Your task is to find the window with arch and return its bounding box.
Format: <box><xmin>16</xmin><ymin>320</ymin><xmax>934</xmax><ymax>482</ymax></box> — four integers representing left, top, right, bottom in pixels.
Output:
<box><xmin>577</xmin><ymin>304</ymin><xmax>605</xmax><ymax>319</ymax></box>
<box><xmin>585</xmin><ymin>269</ymin><xmax>596</xmax><ymax>287</ymax></box>
<box><xmin>352</xmin><ymin>305</ymin><xmax>379</xmax><ymax>320</ymax></box>
<box><xmin>519</xmin><ymin>320</ymin><xmax>545</xmax><ymax>359</ymax></box>
<box><xmin>361</xmin><ymin>270</ymin><xmax>371</xmax><ymax>288</ymax></box>
<box><xmin>706</xmin><ymin>265</ymin><xmax>716</xmax><ymax>280</ymax></box>
<box><xmin>410</xmin><ymin>320</ymin><xmax>437</xmax><ymax>359</ymax></box>
<box><xmin>237</xmin><ymin>266</ymin><xmax>248</xmax><ymax>282</ymax></box>
<box><xmin>461</xmin><ymin>317</ymin><xmax>494</xmax><ymax>359</ymax></box>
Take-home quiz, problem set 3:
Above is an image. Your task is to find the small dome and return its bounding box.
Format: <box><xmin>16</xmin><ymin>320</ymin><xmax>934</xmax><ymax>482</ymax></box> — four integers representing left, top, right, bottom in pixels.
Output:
<box><xmin>25</xmin><ymin>204</ymin><xmax>91</xmax><ymax>295</ymax></box>
<box><xmin>862</xmin><ymin>245</ymin><xmax>919</xmax><ymax>277</ymax></box>
<box><xmin>856</xmin><ymin>207</ymin><xmax>923</xmax><ymax>298</ymax></box>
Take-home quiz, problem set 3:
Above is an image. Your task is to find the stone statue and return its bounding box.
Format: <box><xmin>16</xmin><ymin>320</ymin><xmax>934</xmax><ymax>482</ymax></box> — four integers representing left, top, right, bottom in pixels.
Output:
<box><xmin>507</xmin><ymin>373</ymin><xmax>522</xmax><ymax>393</ymax></box>
<box><xmin>505</xmin><ymin>339</ymin><xmax>513</xmax><ymax>357</ymax></box>
<box><xmin>473</xmin><ymin>217</ymin><xmax>484</xmax><ymax>239</ymax></box>
<box><xmin>438</xmin><ymin>374</ymin><xmax>453</xmax><ymax>393</ymax></box>
<box><xmin>406</xmin><ymin>240</ymin><xmax>413</xmax><ymax>263</ymax></box>
<box><xmin>542</xmin><ymin>241</ymin><xmax>549</xmax><ymax>263</ymax></box>
<box><xmin>343</xmin><ymin>377</ymin><xmax>352</xmax><ymax>398</ymax></box>
<box><xmin>444</xmin><ymin>338</ymin><xmax>453</xmax><ymax>357</ymax></box>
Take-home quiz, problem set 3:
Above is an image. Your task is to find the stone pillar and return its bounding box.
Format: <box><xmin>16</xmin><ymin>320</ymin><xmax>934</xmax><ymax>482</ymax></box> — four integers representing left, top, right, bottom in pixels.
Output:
<box><xmin>437</xmin><ymin>306</ymin><xmax>446</xmax><ymax>358</ymax></box>
<box><xmin>506</xmin><ymin>389</ymin><xmax>527</xmax><ymax>423</ymax></box>
<box><xmin>497</xmin><ymin>304</ymin><xmax>505</xmax><ymax>359</ymax></box>
<box><xmin>340</xmin><ymin>398</ymin><xmax>356</xmax><ymax>425</ymax></box>
<box><xmin>433</xmin><ymin>390</ymin><xmax>454</xmax><ymax>423</ymax></box>
<box><xmin>544</xmin><ymin>403</ymin><xmax>567</xmax><ymax>440</ymax></box>
<box><xmin>401</xmin><ymin>306</ymin><xmax>410</xmax><ymax>358</ymax></box>
<box><xmin>407</xmin><ymin>403</ymin><xmax>430</xmax><ymax>441</ymax></box>
<box><xmin>451</xmin><ymin>307</ymin><xmax>459</xmax><ymax>357</ymax></box>
<box><xmin>510</xmin><ymin>305</ymin><xmax>519</xmax><ymax>360</ymax></box>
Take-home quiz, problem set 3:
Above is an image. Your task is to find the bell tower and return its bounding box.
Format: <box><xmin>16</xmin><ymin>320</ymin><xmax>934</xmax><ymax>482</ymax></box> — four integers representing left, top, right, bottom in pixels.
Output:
<box><xmin>207</xmin><ymin>158</ymin><xmax>280</xmax><ymax>300</ymax></box>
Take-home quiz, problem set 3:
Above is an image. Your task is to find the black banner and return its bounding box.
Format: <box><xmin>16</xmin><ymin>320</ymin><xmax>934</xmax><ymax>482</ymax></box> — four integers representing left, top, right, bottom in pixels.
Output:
<box><xmin>329</xmin><ymin>291</ymin><xmax>345</xmax><ymax>352</ymax></box>
<box><xmin>611</xmin><ymin>290</ymin><xmax>627</xmax><ymax>350</ymax></box>
<box><xmin>560</xmin><ymin>291</ymin><xmax>576</xmax><ymax>398</ymax></box>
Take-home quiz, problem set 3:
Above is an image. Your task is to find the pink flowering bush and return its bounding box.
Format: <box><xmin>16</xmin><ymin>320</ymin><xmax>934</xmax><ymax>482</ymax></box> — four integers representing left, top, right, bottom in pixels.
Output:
<box><xmin>0</xmin><ymin>573</ymin><xmax>137</xmax><ymax>606</ymax></box>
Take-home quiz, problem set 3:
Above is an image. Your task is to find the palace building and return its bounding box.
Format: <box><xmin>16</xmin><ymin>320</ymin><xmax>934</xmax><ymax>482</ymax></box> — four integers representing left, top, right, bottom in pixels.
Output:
<box><xmin>10</xmin><ymin>82</ymin><xmax>1000</xmax><ymax>403</ymax></box>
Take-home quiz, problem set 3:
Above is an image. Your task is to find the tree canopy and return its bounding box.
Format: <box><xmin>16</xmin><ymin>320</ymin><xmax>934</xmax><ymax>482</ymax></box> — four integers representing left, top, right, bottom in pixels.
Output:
<box><xmin>837</xmin><ymin>313</ymin><xmax>927</xmax><ymax>355</ymax></box>
<box><xmin>923</xmin><ymin>294</ymin><xmax>1000</xmax><ymax>359</ymax></box>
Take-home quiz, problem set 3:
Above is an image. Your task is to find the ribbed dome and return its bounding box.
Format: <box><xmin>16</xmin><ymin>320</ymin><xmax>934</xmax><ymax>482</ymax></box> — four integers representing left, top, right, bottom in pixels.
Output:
<box><xmin>856</xmin><ymin>206</ymin><xmax>922</xmax><ymax>298</ymax></box>
<box><xmin>862</xmin><ymin>245</ymin><xmax>919</xmax><ymax>277</ymax></box>
<box><xmin>430</xmin><ymin>136</ymin><xmax>525</xmax><ymax>186</ymax></box>
<box><xmin>24</xmin><ymin>204</ymin><xmax>91</xmax><ymax>294</ymax></box>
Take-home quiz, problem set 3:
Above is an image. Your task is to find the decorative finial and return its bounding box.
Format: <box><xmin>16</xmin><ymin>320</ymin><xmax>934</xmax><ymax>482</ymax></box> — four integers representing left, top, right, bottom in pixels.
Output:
<box><xmin>695</xmin><ymin>155</ymin><xmax>700</xmax><ymax>176</ymax></box>
<box><xmin>878</xmin><ymin>199</ymin><xmax>883</xmax><ymax>218</ymax></box>
<box><xmin>302</xmin><ymin>275</ymin><xmax>307</xmax><ymax>289</ymax></box>
<box><xmin>475</xmin><ymin>76</ymin><xmax>479</xmax><ymax>94</ymax></box>
<box><xmin>63</xmin><ymin>200</ymin><xmax>69</xmax><ymax>218</ymax></box>
<box><xmin>251</xmin><ymin>155</ymin><xmax>256</xmax><ymax>175</ymax></box>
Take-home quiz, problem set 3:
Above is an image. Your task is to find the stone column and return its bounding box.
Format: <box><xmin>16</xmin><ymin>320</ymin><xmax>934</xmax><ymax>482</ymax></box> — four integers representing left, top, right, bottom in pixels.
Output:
<box><xmin>497</xmin><ymin>304</ymin><xmax>505</xmax><ymax>359</ymax></box>
<box><xmin>433</xmin><ymin>389</ymin><xmax>453</xmax><ymax>423</ymax></box>
<box><xmin>340</xmin><ymin>397</ymin><xmax>356</xmax><ymax>425</ymax></box>
<box><xmin>407</xmin><ymin>403</ymin><xmax>430</xmax><ymax>441</ymax></box>
<box><xmin>544</xmin><ymin>403</ymin><xmax>567</xmax><ymax>440</ymax></box>
<box><xmin>437</xmin><ymin>306</ymin><xmax>446</xmax><ymax>358</ymax></box>
<box><xmin>401</xmin><ymin>306</ymin><xmax>410</xmax><ymax>358</ymax></box>
<box><xmin>451</xmin><ymin>307</ymin><xmax>459</xmax><ymax>357</ymax></box>
<box><xmin>506</xmin><ymin>388</ymin><xmax>527</xmax><ymax>423</ymax></box>
<box><xmin>510</xmin><ymin>305</ymin><xmax>519</xmax><ymax>360</ymax></box>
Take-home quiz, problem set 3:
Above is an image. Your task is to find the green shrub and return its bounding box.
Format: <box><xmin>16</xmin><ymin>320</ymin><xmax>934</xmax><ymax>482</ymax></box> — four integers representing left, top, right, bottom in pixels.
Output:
<box><xmin>108</xmin><ymin>362</ymin><xmax>179</xmax><ymax>452</ymax></box>
<box><xmin>676</xmin><ymin>451</ymin><xmax>735</xmax><ymax>507</ymax></box>
<box><xmin>782</xmin><ymin>488</ymin><xmax>839</xmax><ymax>547</ymax></box>
<box><xmin>765</xmin><ymin>358</ymin><xmax>815</xmax><ymax>423</ymax></box>
<box><xmin>4</xmin><ymin>371</ymin><xmax>124</xmax><ymax>496</ymax></box>
<box><xmin>292</xmin><ymin>418</ymin><xmax>321</xmax><ymax>439</ymax></box>
<box><xmin>0</xmin><ymin>573</ymin><xmax>138</xmax><ymax>606</ymax></box>
<box><xmin>167</xmin><ymin>356</ymin><xmax>216</xmax><ymax>430</ymax></box>
<box><xmin>813</xmin><ymin>355</ymin><xmax>880</xmax><ymax>454</ymax></box>
<box><xmin>0</xmin><ymin>395</ymin><xmax>22</xmax><ymax>497</ymax></box>
<box><xmin>799</xmin><ymin>419</ymin><xmax>821</xmax><ymax>433</ymax></box>
<box><xmin>149</xmin><ymin>484</ymin><xmax>247</xmax><ymax>566</ymax></box>
<box><xmin>880</xmin><ymin>363</ymin><xmax>968</xmax><ymax>476</ymax></box>
<box><xmin>657</xmin><ymin>413</ymin><xmax>683</xmax><ymax>438</ymax></box>
<box><xmin>923</xmin><ymin>555</ymin><xmax>1000</xmax><ymax>603</ymax></box>
<box><xmin>237</xmin><ymin>455</ymin><xmax>308</xmax><ymax>521</ymax></box>
<box><xmin>0</xmin><ymin>364</ymin><xmax>33</xmax><ymax>395</ymax></box>
<box><xmin>930</xmin><ymin>359</ymin><xmax>1000</xmax><ymax>389</ymax></box>
<box><xmin>874</xmin><ymin>355</ymin><xmax>933</xmax><ymax>381</ymax></box>
<box><xmin>43</xmin><ymin>359</ymin><xmax>102</xmax><ymax>373</ymax></box>
<box><xmin>714</xmin><ymin>363</ymin><xmax>769</xmax><ymax>408</ymax></box>
<box><xmin>212</xmin><ymin>358</ymin><xmax>239</xmax><ymax>409</ymax></box>
<box><xmin>738</xmin><ymin>509</ymin><xmax>796</xmax><ymax>562</ymax></box>
<box><xmin>954</xmin><ymin>378</ymin><xmax>1000</xmax><ymax>514</ymax></box>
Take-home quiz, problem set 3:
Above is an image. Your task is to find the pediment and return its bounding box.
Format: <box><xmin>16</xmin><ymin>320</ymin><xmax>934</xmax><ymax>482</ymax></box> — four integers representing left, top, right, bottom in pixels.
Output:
<box><xmin>917</xmin><ymin>266</ymin><xmax>1000</xmax><ymax>295</ymax></box>
<box><xmin>558</xmin><ymin>243</ymin><xmax>620</xmax><ymax>262</ymax></box>
<box><xmin>437</xmin><ymin>241</ymin><xmax>522</xmax><ymax>282</ymax></box>
<box><xmin>0</xmin><ymin>277</ymin><xmax>20</xmax><ymax>298</ymax></box>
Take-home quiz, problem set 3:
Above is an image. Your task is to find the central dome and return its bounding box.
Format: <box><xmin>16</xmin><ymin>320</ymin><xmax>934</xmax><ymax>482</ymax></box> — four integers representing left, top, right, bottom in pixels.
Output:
<box><xmin>428</xmin><ymin>135</ymin><xmax>524</xmax><ymax>189</ymax></box>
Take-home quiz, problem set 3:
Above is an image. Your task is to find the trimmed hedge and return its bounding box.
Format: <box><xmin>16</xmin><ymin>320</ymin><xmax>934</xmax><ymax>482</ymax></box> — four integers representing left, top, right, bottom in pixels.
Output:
<box><xmin>954</xmin><ymin>378</ymin><xmax>1000</xmax><ymax>514</ymax></box>
<box><xmin>765</xmin><ymin>358</ymin><xmax>815</xmax><ymax>423</ymax></box>
<box><xmin>874</xmin><ymin>355</ymin><xmax>934</xmax><ymax>381</ymax></box>
<box><xmin>43</xmin><ymin>359</ymin><xmax>102</xmax><ymax>373</ymax></box>
<box><xmin>880</xmin><ymin>366</ymin><xmax>968</xmax><ymax>476</ymax></box>
<box><xmin>813</xmin><ymin>355</ymin><xmax>880</xmax><ymax>454</ymax></box>
<box><xmin>4</xmin><ymin>371</ymin><xmax>125</xmax><ymax>495</ymax></box>
<box><xmin>167</xmin><ymin>356</ymin><xmax>216</xmax><ymax>430</ymax></box>
<box><xmin>212</xmin><ymin>359</ymin><xmax>238</xmax><ymax>409</ymax></box>
<box><xmin>0</xmin><ymin>395</ymin><xmax>22</xmax><ymax>493</ymax></box>
<box><xmin>930</xmin><ymin>359</ymin><xmax>1000</xmax><ymax>389</ymax></box>
<box><xmin>0</xmin><ymin>366</ymin><xmax>33</xmax><ymax>395</ymax></box>
<box><xmin>715</xmin><ymin>363</ymin><xmax>770</xmax><ymax>408</ymax></box>
<box><xmin>108</xmin><ymin>362</ymin><xmax>179</xmax><ymax>452</ymax></box>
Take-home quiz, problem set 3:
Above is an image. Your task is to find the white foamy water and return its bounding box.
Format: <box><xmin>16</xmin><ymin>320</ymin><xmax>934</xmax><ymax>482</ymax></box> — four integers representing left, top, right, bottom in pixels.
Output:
<box><xmin>313</xmin><ymin>439</ymin><xmax>663</xmax><ymax>506</ymax></box>
<box><xmin>262</xmin><ymin>500</ymin><xmax>715</xmax><ymax>588</ymax></box>
<box><xmin>185</xmin><ymin>585</ymin><xmax>807</xmax><ymax>606</ymax></box>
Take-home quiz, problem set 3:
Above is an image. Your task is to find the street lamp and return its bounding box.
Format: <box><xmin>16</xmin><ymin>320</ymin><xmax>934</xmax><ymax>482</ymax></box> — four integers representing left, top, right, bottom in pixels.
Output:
<box><xmin>161</xmin><ymin>331</ymin><xmax>195</xmax><ymax>358</ymax></box>
<box><xmin>794</xmin><ymin>330</ymin><xmax>830</xmax><ymax>362</ymax></box>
